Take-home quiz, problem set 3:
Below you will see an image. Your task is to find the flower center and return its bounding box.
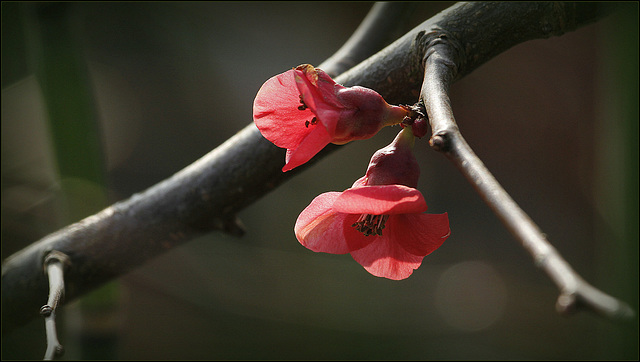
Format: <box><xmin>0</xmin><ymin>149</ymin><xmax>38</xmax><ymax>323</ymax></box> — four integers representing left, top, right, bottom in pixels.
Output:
<box><xmin>352</xmin><ymin>214</ymin><xmax>389</xmax><ymax>236</ymax></box>
<box><xmin>298</xmin><ymin>95</ymin><xmax>308</xmax><ymax>111</ymax></box>
<box><xmin>298</xmin><ymin>96</ymin><xmax>317</xmax><ymax>128</ymax></box>
<box><xmin>305</xmin><ymin>117</ymin><xmax>317</xmax><ymax>128</ymax></box>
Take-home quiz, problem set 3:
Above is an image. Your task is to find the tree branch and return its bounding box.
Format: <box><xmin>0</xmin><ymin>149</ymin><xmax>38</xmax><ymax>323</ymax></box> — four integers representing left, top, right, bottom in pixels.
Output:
<box><xmin>0</xmin><ymin>1</ymin><xmax>412</xmax><ymax>334</ymax></box>
<box><xmin>320</xmin><ymin>2</ymin><xmax>417</xmax><ymax>78</ymax></box>
<box><xmin>419</xmin><ymin>3</ymin><xmax>634</xmax><ymax>320</ymax></box>
<box><xmin>2</xmin><ymin>2</ymin><xmax>630</xmax><ymax>336</ymax></box>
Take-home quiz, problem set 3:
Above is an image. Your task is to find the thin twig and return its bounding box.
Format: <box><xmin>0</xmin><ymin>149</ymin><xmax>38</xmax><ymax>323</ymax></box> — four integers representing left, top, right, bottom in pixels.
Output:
<box><xmin>421</xmin><ymin>40</ymin><xmax>635</xmax><ymax>320</ymax></box>
<box><xmin>320</xmin><ymin>2</ymin><xmax>415</xmax><ymax>77</ymax></box>
<box><xmin>40</xmin><ymin>251</ymin><xmax>70</xmax><ymax>360</ymax></box>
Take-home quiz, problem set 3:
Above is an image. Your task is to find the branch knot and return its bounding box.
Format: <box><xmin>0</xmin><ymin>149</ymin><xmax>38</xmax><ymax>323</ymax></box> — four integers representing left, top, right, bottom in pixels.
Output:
<box><xmin>429</xmin><ymin>132</ymin><xmax>451</xmax><ymax>153</ymax></box>
<box><xmin>417</xmin><ymin>27</ymin><xmax>465</xmax><ymax>81</ymax></box>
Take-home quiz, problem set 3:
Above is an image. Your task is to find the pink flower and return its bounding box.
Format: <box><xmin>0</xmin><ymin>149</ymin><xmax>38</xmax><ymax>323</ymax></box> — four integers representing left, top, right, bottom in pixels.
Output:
<box><xmin>253</xmin><ymin>64</ymin><xmax>410</xmax><ymax>172</ymax></box>
<box><xmin>294</xmin><ymin>128</ymin><xmax>450</xmax><ymax>280</ymax></box>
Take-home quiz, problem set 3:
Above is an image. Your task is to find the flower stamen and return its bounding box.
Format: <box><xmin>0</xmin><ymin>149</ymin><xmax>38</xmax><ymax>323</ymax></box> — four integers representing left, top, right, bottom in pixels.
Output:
<box><xmin>305</xmin><ymin>117</ymin><xmax>317</xmax><ymax>128</ymax></box>
<box><xmin>298</xmin><ymin>96</ymin><xmax>308</xmax><ymax>111</ymax></box>
<box><xmin>352</xmin><ymin>214</ymin><xmax>389</xmax><ymax>236</ymax></box>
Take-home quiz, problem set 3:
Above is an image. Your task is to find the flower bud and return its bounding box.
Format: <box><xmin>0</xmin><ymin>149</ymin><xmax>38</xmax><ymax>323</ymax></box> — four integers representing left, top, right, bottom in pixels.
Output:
<box><xmin>253</xmin><ymin>64</ymin><xmax>410</xmax><ymax>171</ymax></box>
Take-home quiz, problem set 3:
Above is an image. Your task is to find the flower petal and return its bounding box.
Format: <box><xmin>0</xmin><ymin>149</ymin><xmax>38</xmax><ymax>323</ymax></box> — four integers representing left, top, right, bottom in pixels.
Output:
<box><xmin>390</xmin><ymin>213</ymin><xmax>450</xmax><ymax>257</ymax></box>
<box><xmin>349</xmin><ymin>233</ymin><xmax>424</xmax><ymax>280</ymax></box>
<box><xmin>283</xmin><ymin>124</ymin><xmax>332</xmax><ymax>172</ymax></box>
<box><xmin>294</xmin><ymin>192</ymin><xmax>351</xmax><ymax>254</ymax></box>
<box><xmin>253</xmin><ymin>69</ymin><xmax>314</xmax><ymax>149</ymax></box>
<box><xmin>332</xmin><ymin>185</ymin><xmax>427</xmax><ymax>215</ymax></box>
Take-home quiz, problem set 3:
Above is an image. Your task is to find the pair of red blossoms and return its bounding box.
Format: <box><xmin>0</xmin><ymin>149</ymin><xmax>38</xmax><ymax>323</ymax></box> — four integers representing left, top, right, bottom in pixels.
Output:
<box><xmin>253</xmin><ymin>64</ymin><xmax>450</xmax><ymax>280</ymax></box>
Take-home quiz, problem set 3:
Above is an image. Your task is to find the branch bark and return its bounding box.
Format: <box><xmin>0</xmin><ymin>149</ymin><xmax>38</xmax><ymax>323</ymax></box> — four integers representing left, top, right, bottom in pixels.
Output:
<box><xmin>1</xmin><ymin>2</ymin><xmax>628</xmax><ymax>335</ymax></box>
<box><xmin>417</xmin><ymin>2</ymin><xmax>634</xmax><ymax>320</ymax></box>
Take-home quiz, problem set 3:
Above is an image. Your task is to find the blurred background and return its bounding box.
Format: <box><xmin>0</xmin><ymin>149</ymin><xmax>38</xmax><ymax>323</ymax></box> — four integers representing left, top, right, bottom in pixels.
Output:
<box><xmin>2</xmin><ymin>2</ymin><xmax>637</xmax><ymax>360</ymax></box>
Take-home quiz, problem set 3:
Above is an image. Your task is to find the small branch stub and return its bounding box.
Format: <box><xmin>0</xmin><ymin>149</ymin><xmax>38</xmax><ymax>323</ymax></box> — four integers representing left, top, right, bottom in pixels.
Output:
<box><xmin>556</xmin><ymin>293</ymin><xmax>578</xmax><ymax>316</ymax></box>
<box><xmin>429</xmin><ymin>133</ymin><xmax>449</xmax><ymax>152</ymax></box>
<box><xmin>39</xmin><ymin>305</ymin><xmax>53</xmax><ymax>317</ymax></box>
<box><xmin>41</xmin><ymin>251</ymin><xmax>70</xmax><ymax>360</ymax></box>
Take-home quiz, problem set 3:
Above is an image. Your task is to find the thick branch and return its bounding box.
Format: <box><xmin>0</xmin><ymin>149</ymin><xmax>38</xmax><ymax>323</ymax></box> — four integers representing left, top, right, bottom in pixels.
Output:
<box><xmin>1</xmin><ymin>2</ymin><xmax>621</xmax><ymax>333</ymax></box>
<box><xmin>0</xmin><ymin>1</ymin><xmax>412</xmax><ymax>334</ymax></box>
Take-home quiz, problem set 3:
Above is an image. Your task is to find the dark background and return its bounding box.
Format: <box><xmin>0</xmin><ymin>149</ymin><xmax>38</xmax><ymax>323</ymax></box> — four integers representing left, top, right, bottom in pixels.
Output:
<box><xmin>2</xmin><ymin>2</ymin><xmax>638</xmax><ymax>360</ymax></box>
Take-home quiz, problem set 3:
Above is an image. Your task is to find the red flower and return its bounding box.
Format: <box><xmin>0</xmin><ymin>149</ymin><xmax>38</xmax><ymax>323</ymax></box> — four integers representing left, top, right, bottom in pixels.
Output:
<box><xmin>253</xmin><ymin>64</ymin><xmax>410</xmax><ymax>172</ymax></box>
<box><xmin>294</xmin><ymin>128</ymin><xmax>450</xmax><ymax>280</ymax></box>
